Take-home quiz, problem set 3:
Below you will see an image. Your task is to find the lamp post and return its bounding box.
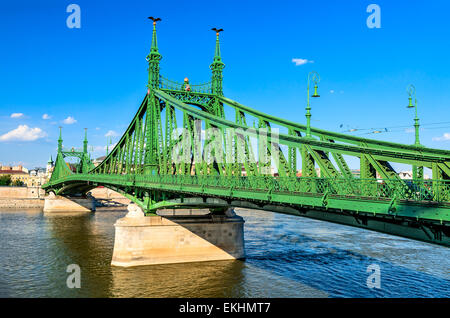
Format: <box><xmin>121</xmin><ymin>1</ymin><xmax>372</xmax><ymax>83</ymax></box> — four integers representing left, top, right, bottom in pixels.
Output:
<box><xmin>58</xmin><ymin>126</ymin><xmax>63</xmax><ymax>153</ymax></box>
<box><xmin>106</xmin><ymin>136</ymin><xmax>112</xmax><ymax>156</ymax></box>
<box><xmin>83</xmin><ymin>128</ymin><xmax>88</xmax><ymax>154</ymax></box>
<box><xmin>306</xmin><ymin>71</ymin><xmax>320</xmax><ymax>138</ymax></box>
<box><xmin>407</xmin><ymin>84</ymin><xmax>422</xmax><ymax>180</ymax></box>
<box><xmin>407</xmin><ymin>84</ymin><xmax>420</xmax><ymax>146</ymax></box>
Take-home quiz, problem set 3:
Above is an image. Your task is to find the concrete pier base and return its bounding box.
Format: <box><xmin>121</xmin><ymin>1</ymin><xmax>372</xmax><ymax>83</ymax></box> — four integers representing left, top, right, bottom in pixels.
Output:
<box><xmin>111</xmin><ymin>204</ymin><xmax>245</xmax><ymax>267</ymax></box>
<box><xmin>43</xmin><ymin>193</ymin><xmax>96</xmax><ymax>213</ymax></box>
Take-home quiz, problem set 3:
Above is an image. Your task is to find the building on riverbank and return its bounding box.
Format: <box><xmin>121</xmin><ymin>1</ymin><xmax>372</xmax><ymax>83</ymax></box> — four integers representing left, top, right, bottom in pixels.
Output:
<box><xmin>0</xmin><ymin>158</ymin><xmax>54</xmax><ymax>187</ymax></box>
<box><xmin>0</xmin><ymin>167</ymin><xmax>29</xmax><ymax>185</ymax></box>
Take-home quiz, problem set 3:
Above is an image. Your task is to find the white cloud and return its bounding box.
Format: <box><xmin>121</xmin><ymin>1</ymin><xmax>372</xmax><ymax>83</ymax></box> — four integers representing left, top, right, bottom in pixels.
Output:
<box><xmin>406</xmin><ymin>128</ymin><xmax>425</xmax><ymax>134</ymax></box>
<box><xmin>105</xmin><ymin>130</ymin><xmax>119</xmax><ymax>137</ymax></box>
<box><xmin>63</xmin><ymin>116</ymin><xmax>77</xmax><ymax>124</ymax></box>
<box><xmin>95</xmin><ymin>127</ymin><xmax>100</xmax><ymax>131</ymax></box>
<box><xmin>0</xmin><ymin>125</ymin><xmax>47</xmax><ymax>142</ymax></box>
<box><xmin>91</xmin><ymin>143</ymin><xmax>118</xmax><ymax>153</ymax></box>
<box><xmin>330</xmin><ymin>90</ymin><xmax>335</xmax><ymax>94</ymax></box>
<box><xmin>42</xmin><ymin>114</ymin><xmax>51</xmax><ymax>120</ymax></box>
<box><xmin>92</xmin><ymin>145</ymin><xmax>105</xmax><ymax>152</ymax></box>
<box><xmin>432</xmin><ymin>133</ymin><xmax>450</xmax><ymax>141</ymax></box>
<box><xmin>292</xmin><ymin>58</ymin><xmax>314</xmax><ymax>66</ymax></box>
<box><xmin>10</xmin><ymin>113</ymin><xmax>24</xmax><ymax>118</ymax></box>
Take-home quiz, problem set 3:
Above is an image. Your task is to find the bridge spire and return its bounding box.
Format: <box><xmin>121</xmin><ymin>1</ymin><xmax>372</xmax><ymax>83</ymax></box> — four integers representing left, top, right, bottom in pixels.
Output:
<box><xmin>83</xmin><ymin>128</ymin><xmax>88</xmax><ymax>154</ymax></box>
<box><xmin>213</xmin><ymin>30</ymin><xmax>222</xmax><ymax>61</ymax></box>
<box><xmin>57</xmin><ymin>126</ymin><xmax>63</xmax><ymax>153</ymax></box>
<box><xmin>210</xmin><ymin>28</ymin><xmax>225</xmax><ymax>96</ymax></box>
<box><xmin>147</xmin><ymin>17</ymin><xmax>162</xmax><ymax>89</ymax></box>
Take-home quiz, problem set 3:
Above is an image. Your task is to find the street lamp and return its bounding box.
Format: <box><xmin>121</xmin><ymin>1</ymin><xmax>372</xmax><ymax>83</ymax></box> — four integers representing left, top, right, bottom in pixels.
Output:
<box><xmin>306</xmin><ymin>71</ymin><xmax>320</xmax><ymax>138</ymax></box>
<box><xmin>106</xmin><ymin>136</ymin><xmax>112</xmax><ymax>156</ymax></box>
<box><xmin>407</xmin><ymin>84</ymin><xmax>422</xmax><ymax>181</ymax></box>
<box><xmin>58</xmin><ymin>126</ymin><xmax>63</xmax><ymax>153</ymax></box>
<box><xmin>407</xmin><ymin>84</ymin><xmax>420</xmax><ymax>146</ymax></box>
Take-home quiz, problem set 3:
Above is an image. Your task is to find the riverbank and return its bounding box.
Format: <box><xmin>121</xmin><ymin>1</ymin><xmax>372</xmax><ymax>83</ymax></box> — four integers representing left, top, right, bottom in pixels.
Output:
<box><xmin>0</xmin><ymin>198</ymin><xmax>44</xmax><ymax>208</ymax></box>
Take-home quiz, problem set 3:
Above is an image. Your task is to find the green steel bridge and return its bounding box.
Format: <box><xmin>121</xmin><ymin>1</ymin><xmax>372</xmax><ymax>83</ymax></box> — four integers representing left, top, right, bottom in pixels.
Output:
<box><xmin>43</xmin><ymin>21</ymin><xmax>450</xmax><ymax>247</ymax></box>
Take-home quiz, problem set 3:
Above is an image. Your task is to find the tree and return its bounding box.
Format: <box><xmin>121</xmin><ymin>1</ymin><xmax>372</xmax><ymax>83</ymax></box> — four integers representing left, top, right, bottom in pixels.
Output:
<box><xmin>0</xmin><ymin>175</ymin><xmax>12</xmax><ymax>186</ymax></box>
<box><xmin>12</xmin><ymin>179</ymin><xmax>25</xmax><ymax>187</ymax></box>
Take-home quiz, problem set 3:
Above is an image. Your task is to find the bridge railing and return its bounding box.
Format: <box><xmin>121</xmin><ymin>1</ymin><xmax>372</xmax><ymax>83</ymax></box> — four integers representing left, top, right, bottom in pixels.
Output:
<box><xmin>159</xmin><ymin>75</ymin><xmax>212</xmax><ymax>94</ymax></box>
<box><xmin>44</xmin><ymin>173</ymin><xmax>450</xmax><ymax>204</ymax></box>
<box><xmin>132</xmin><ymin>175</ymin><xmax>450</xmax><ymax>204</ymax></box>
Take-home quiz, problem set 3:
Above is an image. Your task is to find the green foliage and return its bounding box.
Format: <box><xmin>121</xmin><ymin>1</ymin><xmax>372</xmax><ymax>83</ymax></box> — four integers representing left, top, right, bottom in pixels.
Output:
<box><xmin>0</xmin><ymin>175</ymin><xmax>24</xmax><ymax>186</ymax></box>
<box><xmin>12</xmin><ymin>179</ymin><xmax>25</xmax><ymax>187</ymax></box>
<box><xmin>0</xmin><ymin>175</ymin><xmax>12</xmax><ymax>186</ymax></box>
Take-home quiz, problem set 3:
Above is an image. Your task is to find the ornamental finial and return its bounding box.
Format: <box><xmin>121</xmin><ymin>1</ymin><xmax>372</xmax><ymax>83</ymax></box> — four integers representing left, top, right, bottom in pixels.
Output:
<box><xmin>211</xmin><ymin>27</ymin><xmax>224</xmax><ymax>36</ymax></box>
<box><xmin>148</xmin><ymin>16</ymin><xmax>161</xmax><ymax>26</ymax></box>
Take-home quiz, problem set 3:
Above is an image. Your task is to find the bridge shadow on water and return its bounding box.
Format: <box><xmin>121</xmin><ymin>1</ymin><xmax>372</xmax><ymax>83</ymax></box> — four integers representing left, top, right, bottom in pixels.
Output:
<box><xmin>40</xmin><ymin>208</ymin><xmax>450</xmax><ymax>298</ymax></box>
<box><xmin>238</xmin><ymin>209</ymin><xmax>450</xmax><ymax>298</ymax></box>
<box><xmin>44</xmin><ymin>210</ymin><xmax>324</xmax><ymax>297</ymax></box>
<box><xmin>44</xmin><ymin>210</ymin><xmax>253</xmax><ymax>297</ymax></box>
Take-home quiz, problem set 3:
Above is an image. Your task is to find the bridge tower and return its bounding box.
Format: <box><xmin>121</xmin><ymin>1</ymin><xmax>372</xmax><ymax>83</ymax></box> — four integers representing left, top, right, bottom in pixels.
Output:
<box><xmin>144</xmin><ymin>18</ymin><xmax>163</xmax><ymax>176</ymax></box>
<box><xmin>81</xmin><ymin>128</ymin><xmax>92</xmax><ymax>173</ymax></box>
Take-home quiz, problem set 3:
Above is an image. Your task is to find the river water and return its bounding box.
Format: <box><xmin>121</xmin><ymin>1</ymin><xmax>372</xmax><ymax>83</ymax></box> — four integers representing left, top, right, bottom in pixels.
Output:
<box><xmin>0</xmin><ymin>208</ymin><xmax>449</xmax><ymax>298</ymax></box>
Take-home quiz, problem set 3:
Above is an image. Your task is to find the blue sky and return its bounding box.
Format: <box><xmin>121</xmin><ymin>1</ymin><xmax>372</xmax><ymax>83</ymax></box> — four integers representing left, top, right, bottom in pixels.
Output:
<box><xmin>1</xmin><ymin>0</ymin><xmax>450</xmax><ymax>169</ymax></box>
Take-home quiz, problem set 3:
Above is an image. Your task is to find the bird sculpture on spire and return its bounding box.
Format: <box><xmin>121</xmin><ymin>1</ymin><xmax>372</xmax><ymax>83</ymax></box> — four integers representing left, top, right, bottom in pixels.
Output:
<box><xmin>211</xmin><ymin>27</ymin><xmax>224</xmax><ymax>36</ymax></box>
<box><xmin>148</xmin><ymin>16</ymin><xmax>161</xmax><ymax>25</ymax></box>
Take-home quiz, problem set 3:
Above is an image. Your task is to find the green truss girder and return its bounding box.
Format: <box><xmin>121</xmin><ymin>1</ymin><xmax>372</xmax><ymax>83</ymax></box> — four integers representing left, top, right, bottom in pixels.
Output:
<box><xmin>45</xmin><ymin>86</ymin><xmax>450</xmax><ymax>212</ymax></box>
<box><xmin>304</xmin><ymin>145</ymin><xmax>339</xmax><ymax>179</ymax></box>
<box><xmin>155</xmin><ymin>90</ymin><xmax>449</xmax><ymax>168</ymax></box>
<box><xmin>218</xmin><ymin>96</ymin><xmax>450</xmax><ymax>161</ymax></box>
<box><xmin>160</xmin><ymin>89</ymin><xmax>214</xmax><ymax>111</ymax></box>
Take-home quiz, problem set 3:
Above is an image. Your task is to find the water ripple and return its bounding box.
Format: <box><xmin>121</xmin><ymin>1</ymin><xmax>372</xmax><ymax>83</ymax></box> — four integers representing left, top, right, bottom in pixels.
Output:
<box><xmin>0</xmin><ymin>208</ymin><xmax>448</xmax><ymax>298</ymax></box>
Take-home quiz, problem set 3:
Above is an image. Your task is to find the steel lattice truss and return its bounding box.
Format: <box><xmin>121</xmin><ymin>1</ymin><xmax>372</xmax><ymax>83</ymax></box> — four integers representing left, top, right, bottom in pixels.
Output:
<box><xmin>43</xmin><ymin>23</ymin><xmax>450</xmax><ymax>246</ymax></box>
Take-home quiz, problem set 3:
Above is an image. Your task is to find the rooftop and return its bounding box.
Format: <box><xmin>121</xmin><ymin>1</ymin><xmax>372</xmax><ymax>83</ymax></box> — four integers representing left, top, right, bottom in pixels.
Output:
<box><xmin>0</xmin><ymin>170</ymin><xmax>28</xmax><ymax>175</ymax></box>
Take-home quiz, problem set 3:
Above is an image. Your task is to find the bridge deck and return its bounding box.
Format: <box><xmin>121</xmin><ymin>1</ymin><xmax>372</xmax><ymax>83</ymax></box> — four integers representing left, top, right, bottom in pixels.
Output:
<box><xmin>43</xmin><ymin>174</ymin><xmax>450</xmax><ymax>223</ymax></box>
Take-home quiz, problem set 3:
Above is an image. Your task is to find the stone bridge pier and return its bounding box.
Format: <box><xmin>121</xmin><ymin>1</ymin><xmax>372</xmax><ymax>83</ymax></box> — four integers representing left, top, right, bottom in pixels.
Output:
<box><xmin>111</xmin><ymin>204</ymin><xmax>245</xmax><ymax>267</ymax></box>
<box><xmin>43</xmin><ymin>192</ymin><xmax>96</xmax><ymax>213</ymax></box>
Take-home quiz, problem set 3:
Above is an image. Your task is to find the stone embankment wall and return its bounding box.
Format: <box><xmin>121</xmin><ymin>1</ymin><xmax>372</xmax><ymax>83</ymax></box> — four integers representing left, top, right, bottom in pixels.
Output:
<box><xmin>0</xmin><ymin>186</ymin><xmax>130</xmax><ymax>209</ymax></box>
<box><xmin>0</xmin><ymin>186</ymin><xmax>45</xmax><ymax>208</ymax></box>
<box><xmin>0</xmin><ymin>186</ymin><xmax>45</xmax><ymax>198</ymax></box>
